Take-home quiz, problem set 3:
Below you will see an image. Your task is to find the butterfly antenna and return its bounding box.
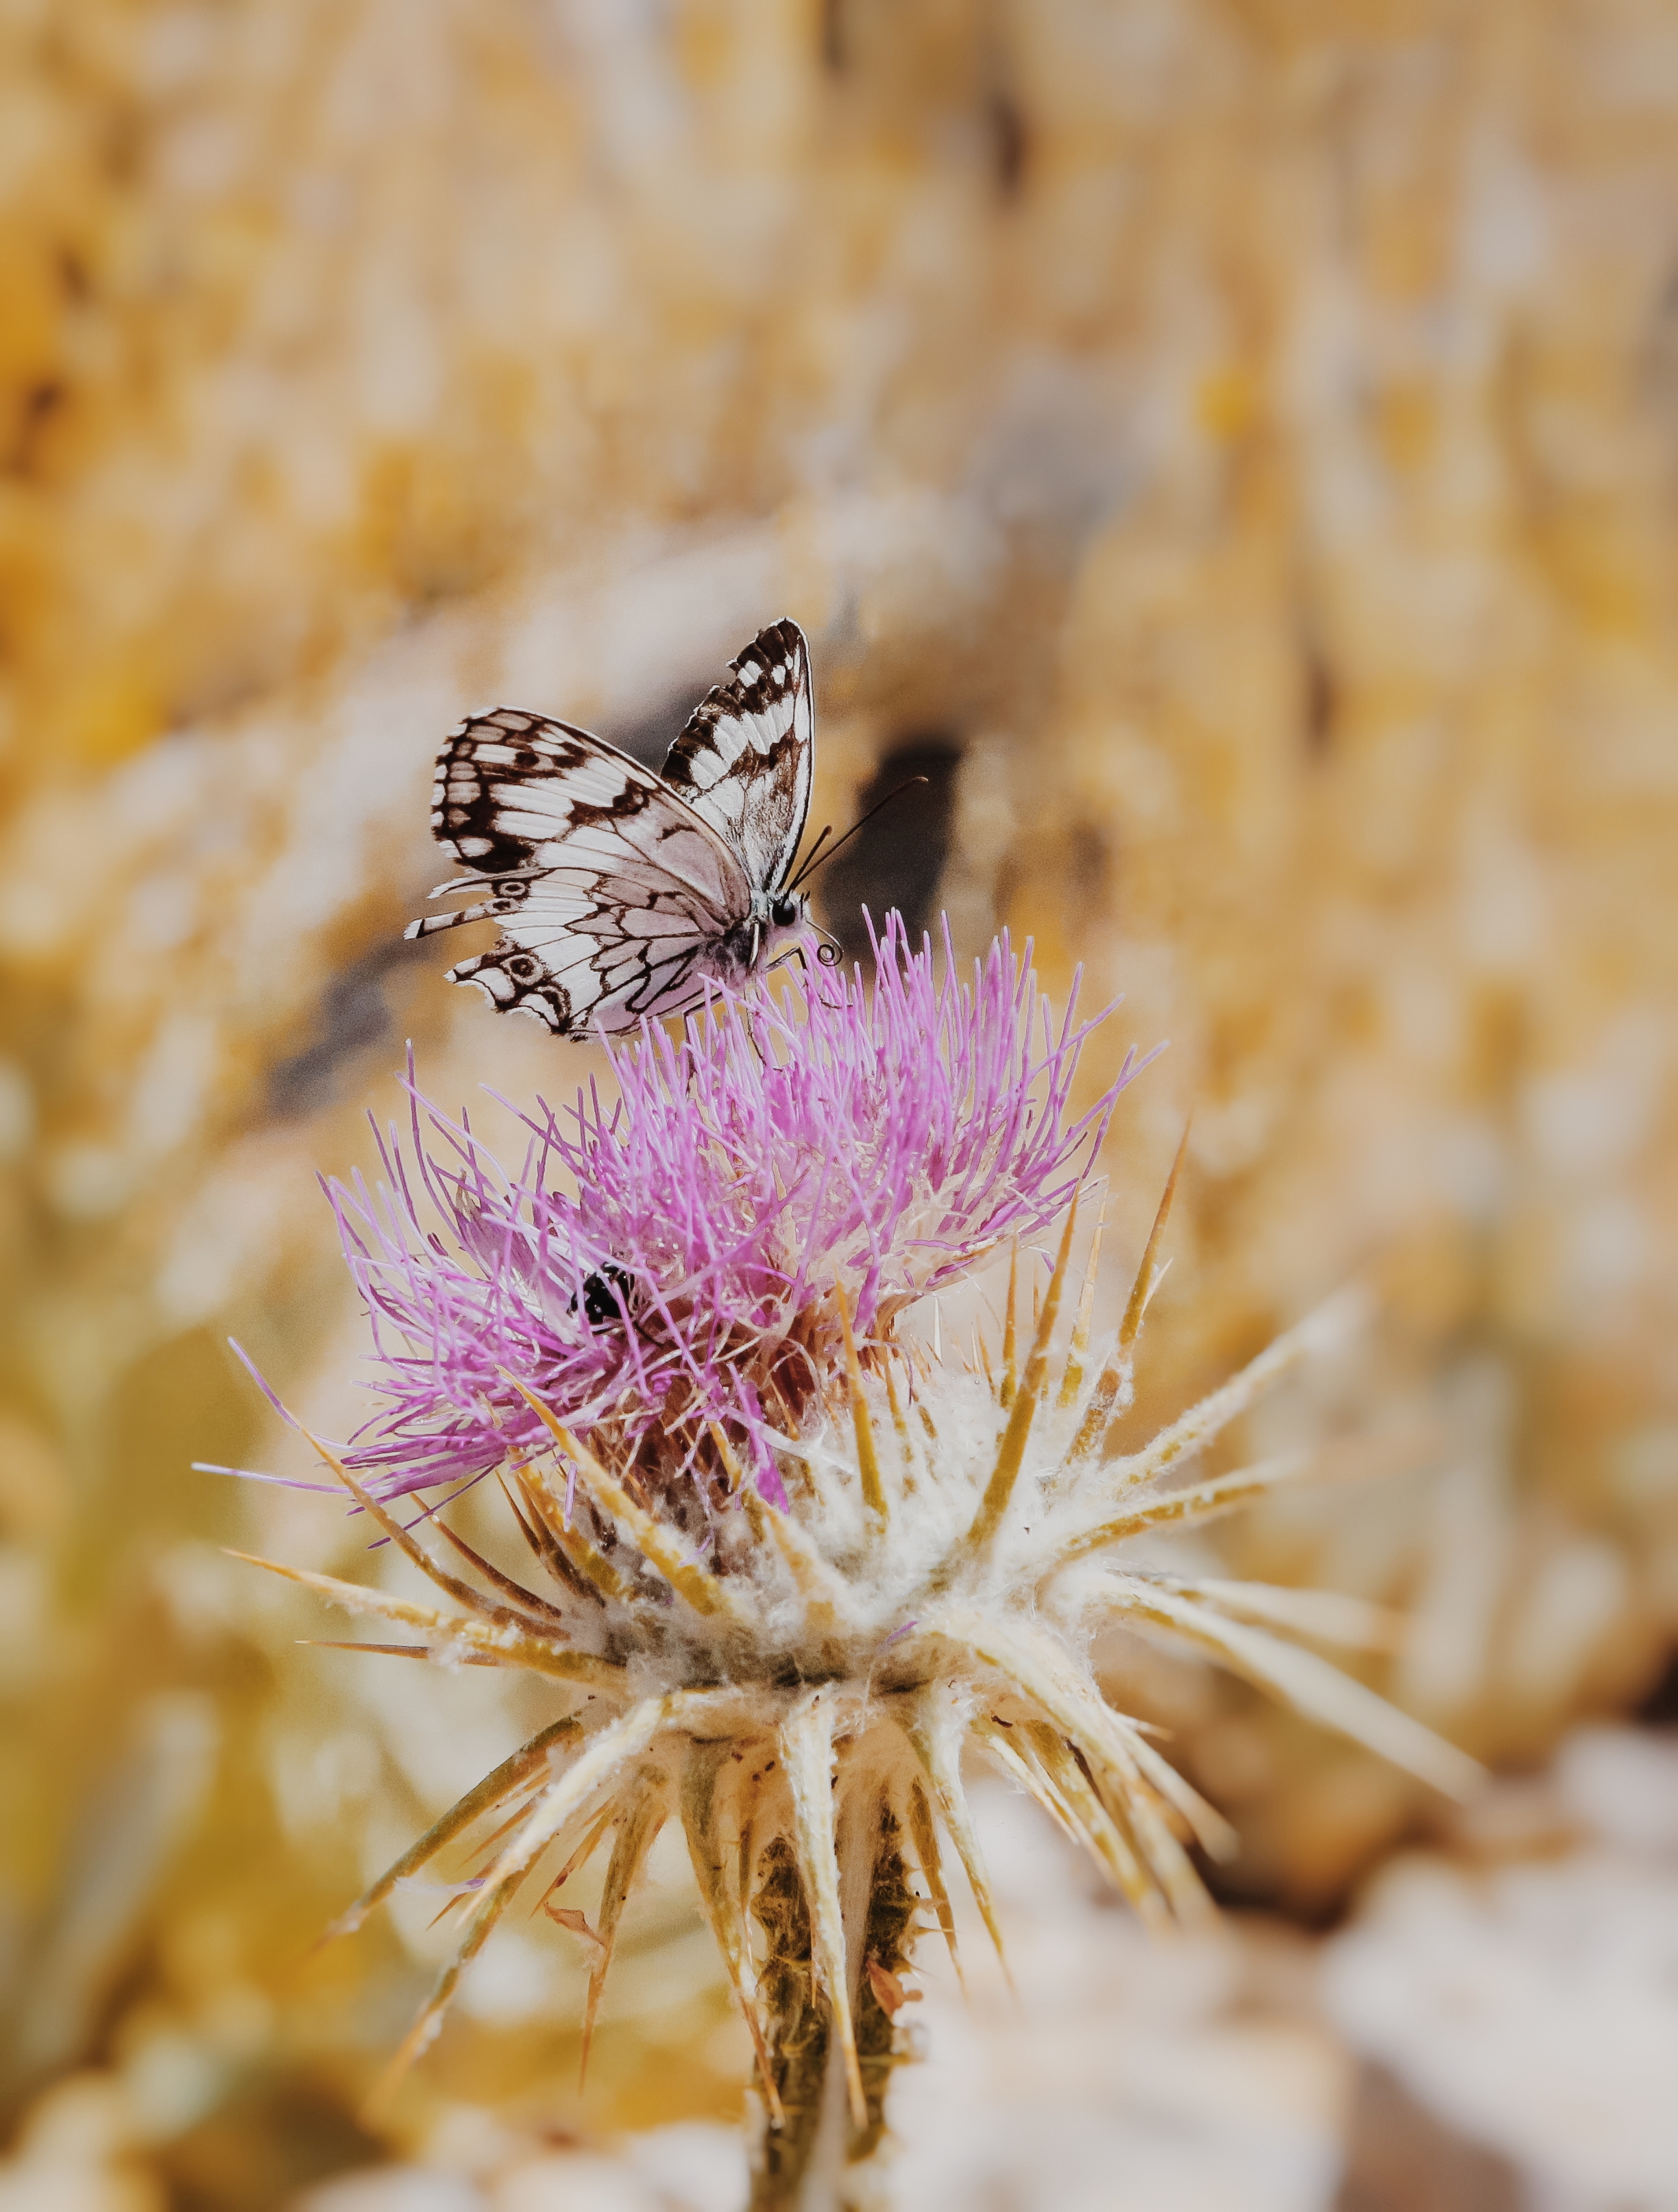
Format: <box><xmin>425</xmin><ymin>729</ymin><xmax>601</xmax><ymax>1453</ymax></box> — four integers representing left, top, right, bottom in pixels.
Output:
<box><xmin>789</xmin><ymin>822</ymin><xmax>836</xmax><ymax>883</ymax></box>
<box><xmin>786</xmin><ymin>777</ymin><xmax>930</xmax><ymax>894</ymax></box>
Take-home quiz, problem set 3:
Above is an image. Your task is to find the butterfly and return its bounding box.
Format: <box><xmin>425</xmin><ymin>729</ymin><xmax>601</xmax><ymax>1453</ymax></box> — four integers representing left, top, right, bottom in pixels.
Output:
<box><xmin>406</xmin><ymin>618</ymin><xmax>831</xmax><ymax>1037</ymax></box>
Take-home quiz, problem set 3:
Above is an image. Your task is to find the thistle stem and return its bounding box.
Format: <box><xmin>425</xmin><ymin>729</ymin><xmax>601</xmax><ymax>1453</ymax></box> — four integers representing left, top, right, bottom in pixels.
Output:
<box><xmin>748</xmin><ymin>1804</ymin><xmax>918</xmax><ymax>2211</ymax></box>
<box><xmin>749</xmin><ymin>1836</ymin><xmax>830</xmax><ymax>2209</ymax></box>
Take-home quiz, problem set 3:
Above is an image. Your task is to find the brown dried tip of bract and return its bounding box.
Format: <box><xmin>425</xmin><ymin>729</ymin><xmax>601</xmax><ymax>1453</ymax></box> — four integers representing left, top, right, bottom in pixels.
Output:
<box><xmin>241</xmin><ymin>1145</ymin><xmax>1479</xmax><ymax>2201</ymax></box>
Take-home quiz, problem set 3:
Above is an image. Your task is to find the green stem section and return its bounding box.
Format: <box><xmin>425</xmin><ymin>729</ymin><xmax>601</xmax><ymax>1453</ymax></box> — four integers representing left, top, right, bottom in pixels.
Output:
<box><xmin>748</xmin><ymin>1808</ymin><xmax>919</xmax><ymax>2212</ymax></box>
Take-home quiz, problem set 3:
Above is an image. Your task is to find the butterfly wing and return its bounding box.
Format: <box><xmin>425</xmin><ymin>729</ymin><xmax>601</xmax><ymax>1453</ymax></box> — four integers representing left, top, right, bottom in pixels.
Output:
<box><xmin>660</xmin><ymin>618</ymin><xmax>814</xmax><ymax>892</ymax></box>
<box><xmin>406</xmin><ymin>708</ymin><xmax>753</xmax><ymax>1037</ymax></box>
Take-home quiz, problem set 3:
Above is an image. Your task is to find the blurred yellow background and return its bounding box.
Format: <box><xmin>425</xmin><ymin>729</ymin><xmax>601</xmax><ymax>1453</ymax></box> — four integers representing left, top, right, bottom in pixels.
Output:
<box><xmin>3</xmin><ymin>4</ymin><xmax>1678</xmax><ymax>2207</ymax></box>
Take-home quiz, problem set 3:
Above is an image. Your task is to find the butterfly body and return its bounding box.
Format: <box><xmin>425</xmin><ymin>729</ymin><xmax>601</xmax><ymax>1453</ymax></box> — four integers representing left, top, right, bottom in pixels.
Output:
<box><xmin>406</xmin><ymin>619</ymin><xmax>816</xmax><ymax>1037</ymax></box>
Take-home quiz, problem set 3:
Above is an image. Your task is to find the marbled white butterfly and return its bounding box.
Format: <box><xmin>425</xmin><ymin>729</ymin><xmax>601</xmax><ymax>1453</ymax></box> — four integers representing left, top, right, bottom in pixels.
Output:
<box><xmin>406</xmin><ymin>619</ymin><xmax>829</xmax><ymax>1038</ymax></box>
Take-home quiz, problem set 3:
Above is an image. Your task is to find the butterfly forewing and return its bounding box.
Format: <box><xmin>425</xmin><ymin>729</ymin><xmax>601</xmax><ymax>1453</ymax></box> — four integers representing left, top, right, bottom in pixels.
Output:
<box><xmin>406</xmin><ymin>622</ymin><xmax>815</xmax><ymax>1040</ymax></box>
<box><xmin>661</xmin><ymin>619</ymin><xmax>813</xmax><ymax>892</ymax></box>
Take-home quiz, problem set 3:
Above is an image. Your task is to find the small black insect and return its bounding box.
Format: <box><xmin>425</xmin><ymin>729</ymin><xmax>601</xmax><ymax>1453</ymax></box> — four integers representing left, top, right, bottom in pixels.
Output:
<box><xmin>572</xmin><ymin>1263</ymin><xmax>633</xmax><ymax>1328</ymax></box>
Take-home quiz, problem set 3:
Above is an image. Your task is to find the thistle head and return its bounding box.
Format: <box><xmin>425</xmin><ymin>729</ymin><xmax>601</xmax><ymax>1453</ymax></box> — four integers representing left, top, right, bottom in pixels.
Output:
<box><xmin>246</xmin><ymin>920</ymin><xmax>1478</xmax><ymax>2154</ymax></box>
<box><xmin>330</xmin><ymin>913</ymin><xmax>1131</xmax><ymax>1512</ymax></box>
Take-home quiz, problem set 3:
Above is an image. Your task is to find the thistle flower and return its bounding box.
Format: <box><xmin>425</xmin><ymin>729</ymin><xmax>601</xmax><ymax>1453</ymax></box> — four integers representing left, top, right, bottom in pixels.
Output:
<box><xmin>239</xmin><ymin>922</ymin><xmax>1478</xmax><ymax>2212</ymax></box>
<box><xmin>328</xmin><ymin>915</ymin><xmax>1128</xmax><ymax>1508</ymax></box>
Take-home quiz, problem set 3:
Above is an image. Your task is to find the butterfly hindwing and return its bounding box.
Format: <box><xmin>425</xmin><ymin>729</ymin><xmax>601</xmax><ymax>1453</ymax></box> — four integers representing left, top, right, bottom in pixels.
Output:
<box><xmin>660</xmin><ymin>619</ymin><xmax>813</xmax><ymax>893</ymax></box>
<box><xmin>443</xmin><ymin>871</ymin><xmax>722</xmax><ymax>1035</ymax></box>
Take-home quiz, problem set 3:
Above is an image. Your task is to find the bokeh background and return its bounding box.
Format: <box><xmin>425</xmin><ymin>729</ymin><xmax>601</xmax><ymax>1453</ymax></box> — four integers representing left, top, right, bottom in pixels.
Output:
<box><xmin>4</xmin><ymin>4</ymin><xmax>1678</xmax><ymax>2207</ymax></box>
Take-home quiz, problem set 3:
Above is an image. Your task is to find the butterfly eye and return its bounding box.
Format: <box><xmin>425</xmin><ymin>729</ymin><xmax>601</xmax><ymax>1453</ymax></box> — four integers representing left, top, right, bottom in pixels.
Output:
<box><xmin>504</xmin><ymin>953</ymin><xmax>544</xmax><ymax>984</ymax></box>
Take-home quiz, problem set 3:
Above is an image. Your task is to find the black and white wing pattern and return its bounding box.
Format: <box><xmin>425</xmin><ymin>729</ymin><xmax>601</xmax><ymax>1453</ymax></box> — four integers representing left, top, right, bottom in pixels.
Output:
<box><xmin>405</xmin><ymin>619</ymin><xmax>816</xmax><ymax>1039</ymax></box>
<box><xmin>661</xmin><ymin>619</ymin><xmax>813</xmax><ymax>893</ymax></box>
<box><xmin>406</xmin><ymin>709</ymin><xmax>755</xmax><ymax>1036</ymax></box>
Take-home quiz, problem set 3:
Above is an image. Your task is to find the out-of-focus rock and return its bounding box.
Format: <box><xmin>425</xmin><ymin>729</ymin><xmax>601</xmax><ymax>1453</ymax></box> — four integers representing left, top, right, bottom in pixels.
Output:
<box><xmin>1331</xmin><ymin>2065</ymin><xmax>1523</xmax><ymax>2212</ymax></box>
<box><xmin>1326</xmin><ymin>1726</ymin><xmax>1678</xmax><ymax>2209</ymax></box>
<box><xmin>884</xmin><ymin>1783</ymin><xmax>1351</xmax><ymax>2212</ymax></box>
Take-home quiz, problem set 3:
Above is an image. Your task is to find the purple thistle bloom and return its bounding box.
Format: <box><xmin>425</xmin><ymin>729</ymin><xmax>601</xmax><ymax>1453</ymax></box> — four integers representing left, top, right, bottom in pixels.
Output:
<box><xmin>330</xmin><ymin>914</ymin><xmax>1141</xmax><ymax>1507</ymax></box>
